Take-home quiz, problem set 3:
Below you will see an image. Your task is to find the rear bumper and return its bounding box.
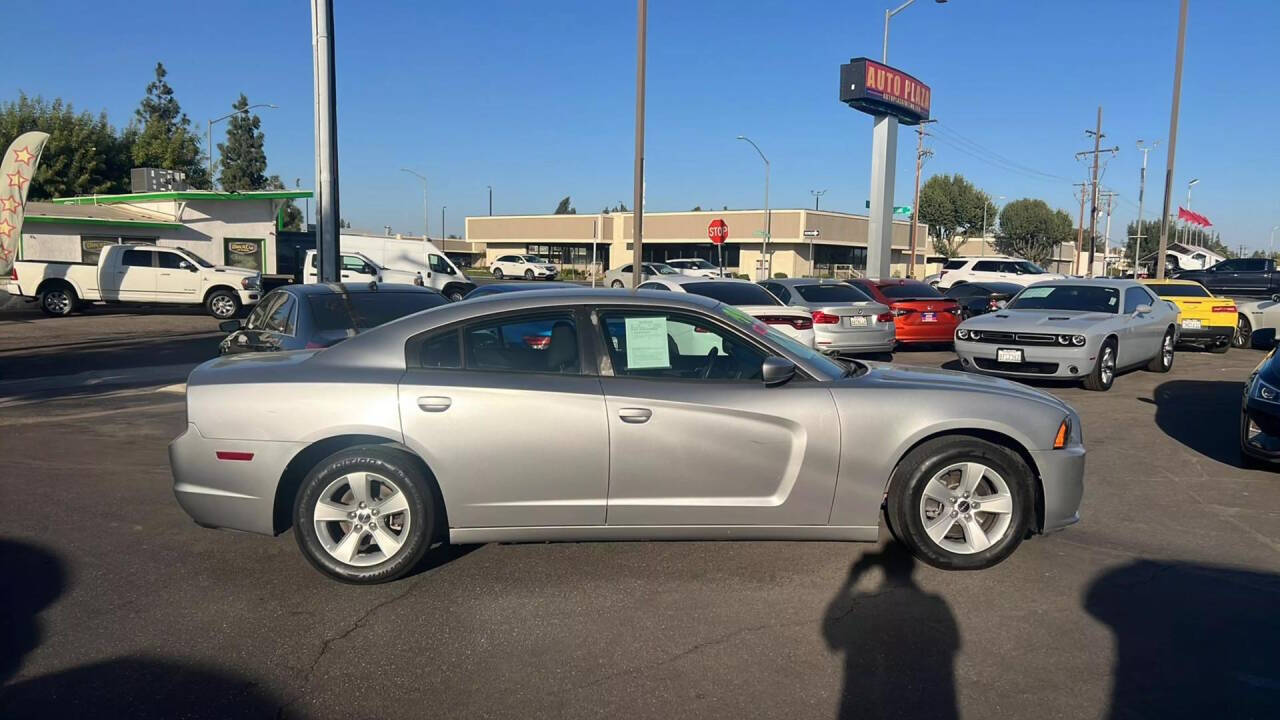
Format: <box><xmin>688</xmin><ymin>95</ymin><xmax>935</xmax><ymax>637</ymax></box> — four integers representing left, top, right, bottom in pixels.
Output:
<box><xmin>169</xmin><ymin>423</ymin><xmax>303</xmax><ymax>535</ymax></box>
<box><xmin>814</xmin><ymin>325</ymin><xmax>896</xmax><ymax>354</ymax></box>
<box><xmin>1029</xmin><ymin>445</ymin><xmax>1086</xmax><ymax>533</ymax></box>
<box><xmin>1177</xmin><ymin>324</ymin><xmax>1233</xmax><ymax>343</ymax></box>
<box><xmin>895</xmin><ymin>322</ymin><xmax>959</xmax><ymax>343</ymax></box>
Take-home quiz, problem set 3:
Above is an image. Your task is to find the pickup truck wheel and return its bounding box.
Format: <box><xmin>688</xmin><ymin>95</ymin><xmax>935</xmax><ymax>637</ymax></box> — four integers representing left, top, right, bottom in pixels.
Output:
<box><xmin>206</xmin><ymin>290</ymin><xmax>239</xmax><ymax>319</ymax></box>
<box><xmin>40</xmin><ymin>285</ymin><xmax>77</xmax><ymax>317</ymax></box>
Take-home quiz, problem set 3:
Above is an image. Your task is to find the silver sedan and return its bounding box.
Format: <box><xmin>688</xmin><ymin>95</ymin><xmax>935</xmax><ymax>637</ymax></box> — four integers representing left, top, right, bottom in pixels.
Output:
<box><xmin>170</xmin><ymin>289</ymin><xmax>1085</xmax><ymax>583</ymax></box>
<box><xmin>759</xmin><ymin>278</ymin><xmax>894</xmax><ymax>355</ymax></box>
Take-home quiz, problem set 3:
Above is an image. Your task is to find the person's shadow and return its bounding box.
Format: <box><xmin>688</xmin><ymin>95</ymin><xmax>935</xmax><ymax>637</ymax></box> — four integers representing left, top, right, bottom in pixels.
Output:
<box><xmin>823</xmin><ymin>543</ymin><xmax>960</xmax><ymax>720</ymax></box>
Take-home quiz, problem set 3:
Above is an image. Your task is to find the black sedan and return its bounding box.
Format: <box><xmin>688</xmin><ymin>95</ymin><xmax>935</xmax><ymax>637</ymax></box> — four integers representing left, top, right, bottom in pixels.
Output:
<box><xmin>942</xmin><ymin>281</ymin><xmax>1024</xmax><ymax>319</ymax></box>
<box><xmin>1241</xmin><ymin>346</ymin><xmax>1280</xmax><ymax>466</ymax></box>
<box><xmin>218</xmin><ymin>283</ymin><xmax>448</xmax><ymax>355</ymax></box>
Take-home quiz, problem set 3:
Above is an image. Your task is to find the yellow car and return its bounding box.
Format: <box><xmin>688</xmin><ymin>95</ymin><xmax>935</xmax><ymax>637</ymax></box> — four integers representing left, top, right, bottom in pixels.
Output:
<box><xmin>1142</xmin><ymin>279</ymin><xmax>1235</xmax><ymax>353</ymax></box>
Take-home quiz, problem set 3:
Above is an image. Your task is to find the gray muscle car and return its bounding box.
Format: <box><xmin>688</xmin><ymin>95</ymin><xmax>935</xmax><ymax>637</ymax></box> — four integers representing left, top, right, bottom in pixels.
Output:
<box><xmin>170</xmin><ymin>289</ymin><xmax>1085</xmax><ymax>583</ymax></box>
<box><xmin>954</xmin><ymin>279</ymin><xmax>1179</xmax><ymax>391</ymax></box>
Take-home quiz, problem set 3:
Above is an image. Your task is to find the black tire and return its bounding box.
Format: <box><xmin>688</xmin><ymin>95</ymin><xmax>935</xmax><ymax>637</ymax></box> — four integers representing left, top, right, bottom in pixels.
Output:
<box><xmin>205</xmin><ymin>289</ymin><xmax>240</xmax><ymax>320</ymax></box>
<box><xmin>293</xmin><ymin>446</ymin><xmax>435</xmax><ymax>584</ymax></box>
<box><xmin>492</xmin><ymin>267</ymin><xmax>503</xmax><ymax>280</ymax></box>
<box><xmin>1233</xmin><ymin>314</ymin><xmax>1252</xmax><ymax>349</ymax></box>
<box><xmin>446</xmin><ymin>290</ymin><xmax>465</xmax><ymax>302</ymax></box>
<box><xmin>1083</xmin><ymin>338</ymin><xmax>1117</xmax><ymax>391</ymax></box>
<box><xmin>524</xmin><ymin>269</ymin><xmax>534</xmax><ymax>280</ymax></box>
<box><xmin>1146</xmin><ymin>328</ymin><xmax>1175</xmax><ymax>372</ymax></box>
<box><xmin>610</xmin><ymin>280</ymin><xmax>624</xmax><ymax>289</ymax></box>
<box><xmin>886</xmin><ymin>436</ymin><xmax>1032</xmax><ymax>570</ymax></box>
<box><xmin>39</xmin><ymin>283</ymin><xmax>77</xmax><ymax>317</ymax></box>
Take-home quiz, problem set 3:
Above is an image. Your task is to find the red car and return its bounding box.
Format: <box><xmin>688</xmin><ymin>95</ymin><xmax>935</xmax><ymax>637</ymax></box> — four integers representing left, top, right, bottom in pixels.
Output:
<box><xmin>845</xmin><ymin>278</ymin><xmax>961</xmax><ymax>345</ymax></box>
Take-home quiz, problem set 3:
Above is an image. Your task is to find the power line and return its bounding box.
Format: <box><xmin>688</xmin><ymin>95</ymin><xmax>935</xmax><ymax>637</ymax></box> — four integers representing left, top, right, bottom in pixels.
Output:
<box><xmin>928</xmin><ymin>133</ymin><xmax>1071</xmax><ymax>187</ymax></box>
<box><xmin>931</xmin><ymin>121</ymin><xmax>1075</xmax><ymax>182</ymax></box>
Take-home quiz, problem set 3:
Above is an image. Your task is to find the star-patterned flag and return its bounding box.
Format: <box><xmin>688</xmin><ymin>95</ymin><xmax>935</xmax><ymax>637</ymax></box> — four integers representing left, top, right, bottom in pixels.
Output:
<box><xmin>0</xmin><ymin>130</ymin><xmax>50</xmax><ymax>275</ymax></box>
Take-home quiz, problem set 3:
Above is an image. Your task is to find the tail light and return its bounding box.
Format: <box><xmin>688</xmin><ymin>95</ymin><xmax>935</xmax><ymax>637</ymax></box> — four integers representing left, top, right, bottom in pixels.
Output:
<box><xmin>892</xmin><ymin>308</ymin><xmax>913</xmax><ymax>317</ymax></box>
<box><xmin>947</xmin><ymin>306</ymin><xmax>962</xmax><ymax>316</ymax></box>
<box><xmin>760</xmin><ymin>315</ymin><xmax>813</xmax><ymax>330</ymax></box>
<box><xmin>8</xmin><ymin>267</ymin><xmax>15</xmax><ymax>280</ymax></box>
<box><xmin>876</xmin><ymin>312</ymin><xmax>893</xmax><ymax>323</ymax></box>
<box><xmin>523</xmin><ymin>335</ymin><xmax>552</xmax><ymax>350</ymax></box>
<box><xmin>812</xmin><ymin>311</ymin><xmax>840</xmax><ymax>324</ymax></box>
<box><xmin>305</xmin><ymin>341</ymin><xmax>328</xmax><ymax>349</ymax></box>
<box><xmin>1212</xmin><ymin>305</ymin><xmax>1235</xmax><ymax>313</ymax></box>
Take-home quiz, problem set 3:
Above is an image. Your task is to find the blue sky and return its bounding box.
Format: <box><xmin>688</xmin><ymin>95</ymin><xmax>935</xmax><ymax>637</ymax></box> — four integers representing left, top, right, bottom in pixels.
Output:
<box><xmin>9</xmin><ymin>1</ymin><xmax>1279</xmax><ymax>250</ymax></box>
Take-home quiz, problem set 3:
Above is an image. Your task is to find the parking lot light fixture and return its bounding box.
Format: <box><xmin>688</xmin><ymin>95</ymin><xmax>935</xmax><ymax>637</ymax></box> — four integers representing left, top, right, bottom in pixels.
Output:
<box><xmin>208</xmin><ymin>103</ymin><xmax>277</xmax><ymax>189</ymax></box>
<box><xmin>736</xmin><ymin>135</ymin><xmax>770</xmax><ymax>279</ymax></box>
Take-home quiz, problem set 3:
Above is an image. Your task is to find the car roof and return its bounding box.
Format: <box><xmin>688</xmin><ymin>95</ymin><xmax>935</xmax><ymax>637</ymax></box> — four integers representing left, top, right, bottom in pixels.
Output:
<box><xmin>1025</xmin><ymin>278</ymin><xmax>1143</xmax><ymax>289</ymax></box>
<box><xmin>277</xmin><ymin>282</ymin><xmax>437</xmax><ymax>297</ymax></box>
<box><xmin>1140</xmin><ymin>279</ymin><xmax>1203</xmax><ymax>286</ymax></box>
<box><xmin>641</xmin><ymin>275</ymin><xmax>751</xmax><ymax>287</ymax></box>
<box><xmin>860</xmin><ymin>277</ymin><xmax>931</xmax><ymax>286</ymax></box>
<box><xmin>767</xmin><ymin>277</ymin><xmax>852</xmax><ymax>287</ymax></box>
<box><xmin>469</xmin><ymin>281</ymin><xmax>578</xmax><ymax>293</ymax></box>
<box><xmin>950</xmin><ymin>256</ymin><xmax>1018</xmax><ymax>261</ymax></box>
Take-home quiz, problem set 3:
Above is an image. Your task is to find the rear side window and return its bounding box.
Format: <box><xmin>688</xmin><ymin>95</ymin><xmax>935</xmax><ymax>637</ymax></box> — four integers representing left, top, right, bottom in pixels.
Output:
<box><xmin>464</xmin><ymin>313</ymin><xmax>579</xmax><ymax>374</ymax></box>
<box><xmin>761</xmin><ymin>282</ymin><xmax>791</xmax><ymax>304</ymax></box>
<box><xmin>155</xmin><ymin>252</ymin><xmax>187</xmax><ymax>269</ymax></box>
<box><xmin>637</xmin><ymin>282</ymin><xmax>669</xmax><ymax>291</ymax></box>
<box><xmin>973</xmin><ymin>261</ymin><xmax>1001</xmax><ymax>272</ymax></box>
<box><xmin>419</xmin><ymin>330</ymin><xmax>462</xmax><ymax>369</ymax></box>
<box><xmin>1147</xmin><ymin>283</ymin><xmax>1209</xmax><ymax>298</ymax></box>
<box><xmin>794</xmin><ymin>284</ymin><xmax>871</xmax><ymax>303</ymax></box>
<box><xmin>347</xmin><ymin>292</ymin><xmax>447</xmax><ymax>329</ymax></box>
<box><xmin>943</xmin><ymin>259</ymin><xmax>967</xmax><ymax>270</ymax></box>
<box><xmin>683</xmin><ymin>281</ymin><xmax>780</xmax><ymax>306</ymax></box>
<box><xmin>121</xmin><ymin>249</ymin><xmax>152</xmax><ymax>267</ymax></box>
<box><xmin>308</xmin><ymin>295</ymin><xmax>356</xmax><ymax>332</ymax></box>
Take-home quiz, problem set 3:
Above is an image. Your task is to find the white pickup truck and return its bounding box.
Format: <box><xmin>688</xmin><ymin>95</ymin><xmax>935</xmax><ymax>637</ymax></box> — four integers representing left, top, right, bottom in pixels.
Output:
<box><xmin>8</xmin><ymin>243</ymin><xmax>261</xmax><ymax>318</ymax></box>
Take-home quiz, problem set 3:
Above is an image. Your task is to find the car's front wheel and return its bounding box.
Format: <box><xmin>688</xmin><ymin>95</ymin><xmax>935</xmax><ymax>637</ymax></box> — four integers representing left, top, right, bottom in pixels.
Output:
<box><xmin>1146</xmin><ymin>328</ymin><xmax>1175</xmax><ymax>372</ymax></box>
<box><xmin>886</xmin><ymin>436</ymin><xmax>1032</xmax><ymax>570</ymax></box>
<box><xmin>294</xmin><ymin>446</ymin><xmax>435</xmax><ymax>584</ymax></box>
<box><xmin>524</xmin><ymin>269</ymin><xmax>534</xmax><ymax>280</ymax></box>
<box><xmin>206</xmin><ymin>289</ymin><xmax>239</xmax><ymax>319</ymax></box>
<box><xmin>492</xmin><ymin>267</ymin><xmax>503</xmax><ymax>280</ymax></box>
<box><xmin>1083</xmin><ymin>339</ymin><xmax>1117</xmax><ymax>391</ymax></box>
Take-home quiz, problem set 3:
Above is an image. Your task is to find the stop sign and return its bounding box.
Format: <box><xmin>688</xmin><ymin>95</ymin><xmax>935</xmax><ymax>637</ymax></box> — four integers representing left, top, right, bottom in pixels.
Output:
<box><xmin>708</xmin><ymin>219</ymin><xmax>729</xmax><ymax>245</ymax></box>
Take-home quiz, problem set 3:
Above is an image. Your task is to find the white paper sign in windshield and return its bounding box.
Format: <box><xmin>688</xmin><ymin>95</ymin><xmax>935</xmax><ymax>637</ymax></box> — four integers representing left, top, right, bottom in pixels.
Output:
<box><xmin>1018</xmin><ymin>287</ymin><xmax>1053</xmax><ymax>298</ymax></box>
<box><xmin>624</xmin><ymin>316</ymin><xmax>670</xmax><ymax>369</ymax></box>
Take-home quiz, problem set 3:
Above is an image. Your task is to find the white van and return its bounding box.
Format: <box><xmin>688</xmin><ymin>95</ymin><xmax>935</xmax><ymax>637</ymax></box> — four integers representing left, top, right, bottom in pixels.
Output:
<box><xmin>304</xmin><ymin>234</ymin><xmax>475</xmax><ymax>301</ymax></box>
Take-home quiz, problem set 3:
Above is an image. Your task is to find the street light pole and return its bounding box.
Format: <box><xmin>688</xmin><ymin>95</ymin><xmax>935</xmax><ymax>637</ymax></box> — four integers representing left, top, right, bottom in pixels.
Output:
<box><xmin>1270</xmin><ymin>225</ymin><xmax>1279</xmax><ymax>260</ymax></box>
<box><xmin>882</xmin><ymin>0</ymin><xmax>947</xmax><ymax>64</ymax></box>
<box><xmin>1134</xmin><ymin>141</ymin><xmax>1156</xmax><ymax>277</ymax></box>
<box><xmin>631</xmin><ymin>0</ymin><xmax>648</xmax><ymax>290</ymax></box>
<box><xmin>810</xmin><ymin>189</ymin><xmax>827</xmax><ymax>211</ymax></box>
<box><xmin>1156</xmin><ymin>0</ymin><xmax>1189</xmax><ymax>280</ymax></box>
<box><xmin>737</xmin><ymin>136</ymin><xmax>770</xmax><ymax>280</ymax></box>
<box><xmin>441</xmin><ymin>205</ymin><xmax>446</xmax><ymax>241</ymax></box>
<box><xmin>399</xmin><ymin>168</ymin><xmax>428</xmax><ymax>250</ymax></box>
<box><xmin>1185</xmin><ymin>178</ymin><xmax>1199</xmax><ymax>245</ymax></box>
<box><xmin>487</xmin><ymin>185</ymin><xmax>493</xmax><ymax>216</ymax></box>
<box><xmin>207</xmin><ymin>103</ymin><xmax>277</xmax><ymax>189</ymax></box>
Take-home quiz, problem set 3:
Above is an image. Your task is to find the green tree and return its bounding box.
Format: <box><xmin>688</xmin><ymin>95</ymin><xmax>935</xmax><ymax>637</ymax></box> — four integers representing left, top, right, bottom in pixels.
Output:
<box><xmin>690</xmin><ymin>205</ymin><xmax>703</xmax><ymax>211</ymax></box>
<box><xmin>918</xmin><ymin>174</ymin><xmax>993</xmax><ymax>259</ymax></box>
<box><xmin>0</xmin><ymin>93</ymin><xmax>133</xmax><ymax>199</ymax></box>
<box><xmin>554</xmin><ymin>196</ymin><xmax>576</xmax><ymax>214</ymax></box>
<box><xmin>217</xmin><ymin>94</ymin><xmax>267</xmax><ymax>191</ymax></box>
<box><xmin>994</xmin><ymin>199</ymin><xmax>1073</xmax><ymax>266</ymax></box>
<box><xmin>130</xmin><ymin>62</ymin><xmax>210</xmax><ymax>189</ymax></box>
<box><xmin>266</xmin><ymin>175</ymin><xmax>302</xmax><ymax>231</ymax></box>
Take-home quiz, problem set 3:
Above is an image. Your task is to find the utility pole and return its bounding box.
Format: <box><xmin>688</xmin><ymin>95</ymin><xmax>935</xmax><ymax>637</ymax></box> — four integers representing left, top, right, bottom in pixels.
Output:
<box><xmin>311</xmin><ymin>0</ymin><xmax>340</xmax><ymax>283</ymax></box>
<box><xmin>1100</xmin><ymin>191</ymin><xmax>1118</xmax><ymax>277</ymax></box>
<box><xmin>631</xmin><ymin>0</ymin><xmax>647</xmax><ymax>289</ymax></box>
<box><xmin>810</xmin><ymin>189</ymin><xmax>827</xmax><ymax>211</ymax></box>
<box><xmin>1073</xmin><ymin>182</ymin><xmax>1087</xmax><ymax>275</ymax></box>
<box><xmin>1075</xmin><ymin>108</ymin><xmax>1118</xmax><ymax>278</ymax></box>
<box><xmin>1134</xmin><ymin>141</ymin><xmax>1156</xmax><ymax>277</ymax></box>
<box><xmin>908</xmin><ymin>120</ymin><xmax>934</xmax><ymax>278</ymax></box>
<box><xmin>1157</xmin><ymin>0</ymin><xmax>1189</xmax><ymax>280</ymax></box>
<box><xmin>487</xmin><ymin>185</ymin><xmax>493</xmax><ymax>216</ymax></box>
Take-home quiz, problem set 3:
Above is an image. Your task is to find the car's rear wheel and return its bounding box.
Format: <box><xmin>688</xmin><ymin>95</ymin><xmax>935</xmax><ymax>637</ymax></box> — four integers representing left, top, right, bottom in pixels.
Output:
<box><xmin>611</xmin><ymin>280</ymin><xmax>624</xmax><ymax>289</ymax></box>
<box><xmin>39</xmin><ymin>283</ymin><xmax>77</xmax><ymax>317</ymax></box>
<box><xmin>1234</xmin><ymin>315</ymin><xmax>1253</xmax><ymax>349</ymax></box>
<box><xmin>1146</xmin><ymin>329</ymin><xmax>1175</xmax><ymax>372</ymax></box>
<box><xmin>887</xmin><ymin>436</ymin><xmax>1032</xmax><ymax>570</ymax></box>
<box><xmin>524</xmin><ymin>269</ymin><xmax>534</xmax><ymax>280</ymax></box>
<box><xmin>294</xmin><ymin>447</ymin><xmax>434</xmax><ymax>584</ymax></box>
<box><xmin>492</xmin><ymin>267</ymin><xmax>503</xmax><ymax>279</ymax></box>
<box><xmin>1083</xmin><ymin>339</ymin><xmax>1117</xmax><ymax>391</ymax></box>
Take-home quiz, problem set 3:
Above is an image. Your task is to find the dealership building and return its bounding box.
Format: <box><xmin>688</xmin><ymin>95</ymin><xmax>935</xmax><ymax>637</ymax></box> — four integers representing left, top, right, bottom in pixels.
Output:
<box><xmin>467</xmin><ymin>208</ymin><xmax>928</xmax><ymax>279</ymax></box>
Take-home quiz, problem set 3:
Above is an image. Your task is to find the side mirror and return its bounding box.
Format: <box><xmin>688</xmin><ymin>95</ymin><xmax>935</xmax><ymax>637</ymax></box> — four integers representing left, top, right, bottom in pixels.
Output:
<box><xmin>761</xmin><ymin>356</ymin><xmax>797</xmax><ymax>387</ymax></box>
<box><xmin>1134</xmin><ymin>303</ymin><xmax>1152</xmax><ymax>315</ymax></box>
<box><xmin>218</xmin><ymin>319</ymin><xmax>242</xmax><ymax>333</ymax></box>
<box><xmin>1270</xmin><ymin>294</ymin><xmax>1280</xmax><ymax>303</ymax></box>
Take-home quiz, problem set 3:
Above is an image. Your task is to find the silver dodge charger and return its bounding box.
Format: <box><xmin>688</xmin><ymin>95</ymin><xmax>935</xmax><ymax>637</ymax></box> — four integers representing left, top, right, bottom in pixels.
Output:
<box><xmin>170</xmin><ymin>289</ymin><xmax>1085</xmax><ymax>583</ymax></box>
<box><xmin>953</xmin><ymin>279</ymin><xmax>1179</xmax><ymax>391</ymax></box>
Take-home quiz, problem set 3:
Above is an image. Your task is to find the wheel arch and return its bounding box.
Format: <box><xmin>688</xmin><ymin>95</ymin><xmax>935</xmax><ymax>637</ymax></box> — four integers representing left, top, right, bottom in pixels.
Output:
<box><xmin>272</xmin><ymin>433</ymin><xmax>449</xmax><ymax>537</ymax></box>
<box><xmin>440</xmin><ymin>280</ymin><xmax>474</xmax><ymax>300</ymax></box>
<box><xmin>36</xmin><ymin>276</ymin><xmax>81</xmax><ymax>298</ymax></box>
<box><xmin>202</xmin><ymin>284</ymin><xmax>240</xmax><ymax>304</ymax></box>
<box><xmin>885</xmin><ymin>428</ymin><xmax>1045</xmax><ymax>534</ymax></box>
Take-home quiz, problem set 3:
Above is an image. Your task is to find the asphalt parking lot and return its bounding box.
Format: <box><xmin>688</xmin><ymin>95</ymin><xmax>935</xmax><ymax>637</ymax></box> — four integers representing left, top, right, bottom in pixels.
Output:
<box><xmin>2</xmin><ymin>306</ymin><xmax>1279</xmax><ymax>719</ymax></box>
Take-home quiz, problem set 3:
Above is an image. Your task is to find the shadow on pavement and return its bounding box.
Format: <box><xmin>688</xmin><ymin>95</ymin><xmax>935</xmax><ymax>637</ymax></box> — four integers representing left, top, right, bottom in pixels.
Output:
<box><xmin>1152</xmin><ymin>380</ymin><xmax>1243</xmax><ymax>466</ymax></box>
<box><xmin>0</xmin><ymin>539</ymin><xmax>65</xmax><ymax>685</ymax></box>
<box><xmin>0</xmin><ymin>332</ymin><xmax>219</xmax><ymax>382</ymax></box>
<box><xmin>822</xmin><ymin>542</ymin><xmax>959</xmax><ymax>720</ymax></box>
<box><xmin>1085</xmin><ymin>560</ymin><xmax>1280</xmax><ymax>718</ymax></box>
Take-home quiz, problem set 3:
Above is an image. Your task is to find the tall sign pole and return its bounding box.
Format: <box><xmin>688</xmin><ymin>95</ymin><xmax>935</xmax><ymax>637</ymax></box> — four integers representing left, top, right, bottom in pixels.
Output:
<box><xmin>311</xmin><ymin>0</ymin><xmax>341</xmax><ymax>283</ymax></box>
<box><xmin>630</xmin><ymin>0</ymin><xmax>647</xmax><ymax>290</ymax></box>
<box><xmin>1156</xmin><ymin>0</ymin><xmax>1189</xmax><ymax>281</ymax></box>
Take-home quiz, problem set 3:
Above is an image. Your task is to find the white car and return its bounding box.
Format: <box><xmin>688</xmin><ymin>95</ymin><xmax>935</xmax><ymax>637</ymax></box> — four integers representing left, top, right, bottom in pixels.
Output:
<box><xmin>936</xmin><ymin>256</ymin><xmax>1066</xmax><ymax>290</ymax></box>
<box><xmin>1234</xmin><ymin>294</ymin><xmax>1280</xmax><ymax>349</ymax></box>
<box><xmin>491</xmin><ymin>254</ymin><xmax>558</xmax><ymax>281</ymax></box>
<box><xmin>663</xmin><ymin>258</ymin><xmax>722</xmax><ymax>279</ymax></box>
<box><xmin>303</xmin><ymin>250</ymin><xmax>423</xmax><ymax>286</ymax></box>
<box><xmin>636</xmin><ymin>275</ymin><xmax>816</xmax><ymax>348</ymax></box>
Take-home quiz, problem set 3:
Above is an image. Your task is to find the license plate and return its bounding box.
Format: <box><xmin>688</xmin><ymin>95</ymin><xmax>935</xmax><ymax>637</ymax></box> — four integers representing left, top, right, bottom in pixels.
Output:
<box><xmin>921</xmin><ymin>312</ymin><xmax>937</xmax><ymax>323</ymax></box>
<box><xmin>846</xmin><ymin>316</ymin><xmax>869</xmax><ymax>327</ymax></box>
<box><xmin>997</xmin><ymin>348</ymin><xmax>1023</xmax><ymax>363</ymax></box>
<box><xmin>1181</xmin><ymin>319</ymin><xmax>1202</xmax><ymax>329</ymax></box>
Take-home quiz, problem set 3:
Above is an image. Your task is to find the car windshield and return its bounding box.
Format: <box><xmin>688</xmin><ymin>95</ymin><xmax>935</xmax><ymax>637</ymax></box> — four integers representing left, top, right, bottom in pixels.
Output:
<box><xmin>1007</xmin><ymin>285</ymin><xmax>1120</xmax><ymax>313</ymax></box>
<box><xmin>1146</xmin><ymin>283</ymin><xmax>1210</xmax><ymax>298</ymax></box>
<box><xmin>521</xmin><ymin>255</ymin><xmax>547</xmax><ymax>263</ymax></box>
<box><xmin>683</xmin><ymin>281</ymin><xmax>781</xmax><ymax>306</ymax></box>
<box><xmin>309</xmin><ymin>291</ymin><xmax>447</xmax><ymax>332</ymax></box>
<box><xmin>647</xmin><ymin>263</ymin><xmax>680</xmax><ymax>275</ymax></box>
<box><xmin>715</xmin><ymin>303</ymin><xmax>847</xmax><ymax>378</ymax></box>
<box><xmin>680</xmin><ymin>259</ymin><xmax>716</xmax><ymax>269</ymax></box>
<box><xmin>877</xmin><ymin>282</ymin><xmax>942</xmax><ymax>299</ymax></box>
<box><xmin>179</xmin><ymin>249</ymin><xmax>215</xmax><ymax>268</ymax></box>
<box><xmin>794</xmin><ymin>284</ymin><xmax>871</xmax><ymax>303</ymax></box>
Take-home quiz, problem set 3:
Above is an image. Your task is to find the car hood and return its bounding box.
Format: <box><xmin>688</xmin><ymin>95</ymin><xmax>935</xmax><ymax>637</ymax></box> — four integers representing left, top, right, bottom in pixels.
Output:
<box><xmin>961</xmin><ymin>308</ymin><xmax>1117</xmax><ymax>332</ymax></box>
<box><xmin>211</xmin><ymin>265</ymin><xmax>258</xmax><ymax>278</ymax></box>
<box><xmin>835</xmin><ymin>360</ymin><xmax>1074</xmax><ymax>414</ymax></box>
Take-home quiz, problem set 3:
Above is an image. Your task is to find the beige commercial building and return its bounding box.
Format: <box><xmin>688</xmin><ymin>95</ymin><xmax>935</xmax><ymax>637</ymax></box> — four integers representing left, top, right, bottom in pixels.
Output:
<box><xmin>466</xmin><ymin>209</ymin><xmax>929</xmax><ymax>280</ymax></box>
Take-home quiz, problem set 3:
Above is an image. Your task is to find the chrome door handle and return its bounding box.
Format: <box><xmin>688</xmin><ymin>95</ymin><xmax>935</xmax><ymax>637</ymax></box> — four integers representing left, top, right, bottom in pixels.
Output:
<box><xmin>618</xmin><ymin>407</ymin><xmax>652</xmax><ymax>424</ymax></box>
<box><xmin>417</xmin><ymin>396</ymin><xmax>452</xmax><ymax>412</ymax></box>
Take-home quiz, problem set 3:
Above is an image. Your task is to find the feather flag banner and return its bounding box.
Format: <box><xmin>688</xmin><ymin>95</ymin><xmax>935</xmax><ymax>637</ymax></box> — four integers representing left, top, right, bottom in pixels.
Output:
<box><xmin>0</xmin><ymin>131</ymin><xmax>51</xmax><ymax>275</ymax></box>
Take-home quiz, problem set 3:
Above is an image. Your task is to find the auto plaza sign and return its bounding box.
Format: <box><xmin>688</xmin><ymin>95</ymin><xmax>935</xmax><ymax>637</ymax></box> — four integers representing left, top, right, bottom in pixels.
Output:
<box><xmin>839</xmin><ymin>57</ymin><xmax>931</xmax><ymax>125</ymax></box>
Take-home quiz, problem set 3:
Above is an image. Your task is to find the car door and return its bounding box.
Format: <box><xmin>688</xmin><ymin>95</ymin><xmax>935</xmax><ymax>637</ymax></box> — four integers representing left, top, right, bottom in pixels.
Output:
<box><xmin>154</xmin><ymin>250</ymin><xmax>200</xmax><ymax>300</ymax></box>
<box><xmin>105</xmin><ymin>248</ymin><xmax>157</xmax><ymax>300</ymax></box>
<box><xmin>426</xmin><ymin>253</ymin><xmax>456</xmax><ymax>291</ymax></box>
<box><xmin>1203</xmin><ymin>260</ymin><xmax>1242</xmax><ymax>294</ymax></box>
<box><xmin>340</xmin><ymin>254</ymin><xmax>378</xmax><ymax>283</ymax></box>
<box><xmin>593</xmin><ymin>307</ymin><xmax>840</xmax><ymax>526</ymax></box>
<box><xmin>398</xmin><ymin>309</ymin><xmax>609</xmax><ymax>528</ymax></box>
<box><xmin>1120</xmin><ymin>287</ymin><xmax>1164</xmax><ymax>365</ymax></box>
<box><xmin>970</xmin><ymin>260</ymin><xmax>1007</xmax><ymax>284</ymax></box>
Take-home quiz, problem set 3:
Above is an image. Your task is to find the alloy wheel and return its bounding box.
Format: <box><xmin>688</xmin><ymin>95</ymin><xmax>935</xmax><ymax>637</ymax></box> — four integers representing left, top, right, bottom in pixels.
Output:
<box><xmin>313</xmin><ymin>471</ymin><xmax>413</xmax><ymax>567</ymax></box>
<box><xmin>210</xmin><ymin>295</ymin><xmax>236</xmax><ymax>318</ymax></box>
<box><xmin>44</xmin><ymin>290</ymin><xmax>70</xmax><ymax>314</ymax></box>
<box><xmin>1235</xmin><ymin>316</ymin><xmax>1252</xmax><ymax>348</ymax></box>
<box><xmin>918</xmin><ymin>461</ymin><xmax>1014</xmax><ymax>554</ymax></box>
<box><xmin>1162</xmin><ymin>332</ymin><xmax>1174</xmax><ymax>367</ymax></box>
<box><xmin>1100</xmin><ymin>346</ymin><xmax>1116</xmax><ymax>385</ymax></box>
